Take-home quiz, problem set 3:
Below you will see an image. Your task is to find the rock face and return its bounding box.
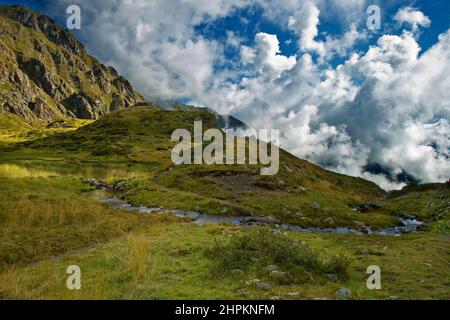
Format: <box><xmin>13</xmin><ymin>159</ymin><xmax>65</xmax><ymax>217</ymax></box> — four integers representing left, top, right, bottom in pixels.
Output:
<box><xmin>0</xmin><ymin>5</ymin><xmax>146</xmax><ymax>123</ymax></box>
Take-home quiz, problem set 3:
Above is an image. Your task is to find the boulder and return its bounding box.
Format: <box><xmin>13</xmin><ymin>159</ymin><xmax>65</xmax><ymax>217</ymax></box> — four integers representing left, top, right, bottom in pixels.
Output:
<box><xmin>335</xmin><ymin>288</ymin><xmax>352</xmax><ymax>300</ymax></box>
<box><xmin>311</xmin><ymin>202</ymin><xmax>321</xmax><ymax>210</ymax></box>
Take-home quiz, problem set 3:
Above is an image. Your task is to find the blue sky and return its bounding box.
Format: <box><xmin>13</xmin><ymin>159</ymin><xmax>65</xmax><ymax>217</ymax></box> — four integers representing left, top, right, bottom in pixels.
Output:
<box><xmin>3</xmin><ymin>0</ymin><xmax>449</xmax><ymax>67</ymax></box>
<box><xmin>1</xmin><ymin>0</ymin><xmax>449</xmax><ymax>189</ymax></box>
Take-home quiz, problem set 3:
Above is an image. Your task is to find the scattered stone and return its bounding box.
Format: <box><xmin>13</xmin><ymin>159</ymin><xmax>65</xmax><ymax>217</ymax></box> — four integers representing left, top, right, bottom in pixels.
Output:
<box><xmin>86</xmin><ymin>178</ymin><xmax>112</xmax><ymax>190</ymax></box>
<box><xmin>335</xmin><ymin>288</ymin><xmax>352</xmax><ymax>300</ymax></box>
<box><xmin>355</xmin><ymin>248</ymin><xmax>369</xmax><ymax>255</ymax></box>
<box><xmin>295</xmin><ymin>211</ymin><xmax>304</xmax><ymax>217</ymax></box>
<box><xmin>325</xmin><ymin>274</ymin><xmax>338</xmax><ymax>281</ymax></box>
<box><xmin>245</xmin><ymin>279</ymin><xmax>261</xmax><ymax>286</ymax></box>
<box><xmin>323</xmin><ymin>217</ymin><xmax>335</xmax><ymax>225</ymax></box>
<box><xmin>311</xmin><ymin>202</ymin><xmax>321</xmax><ymax>210</ymax></box>
<box><xmin>256</xmin><ymin>282</ymin><xmax>272</xmax><ymax>290</ymax></box>
<box><xmin>298</xmin><ymin>186</ymin><xmax>307</xmax><ymax>193</ymax></box>
<box><xmin>114</xmin><ymin>181</ymin><xmax>127</xmax><ymax>191</ymax></box>
<box><xmin>267</xmin><ymin>265</ymin><xmax>278</xmax><ymax>271</ymax></box>
<box><xmin>356</xmin><ymin>202</ymin><xmax>381</xmax><ymax>213</ymax></box>
<box><xmin>285</xmin><ymin>292</ymin><xmax>301</xmax><ymax>297</ymax></box>
<box><xmin>354</xmin><ymin>221</ymin><xmax>367</xmax><ymax>228</ymax></box>
<box><xmin>231</xmin><ymin>269</ymin><xmax>244</xmax><ymax>276</ymax></box>
<box><xmin>395</xmin><ymin>212</ymin><xmax>417</xmax><ymax>220</ymax></box>
<box><xmin>270</xmin><ymin>271</ymin><xmax>287</xmax><ymax>279</ymax></box>
<box><xmin>241</xmin><ymin>216</ymin><xmax>280</xmax><ymax>225</ymax></box>
<box><xmin>387</xmin><ymin>296</ymin><xmax>400</xmax><ymax>300</ymax></box>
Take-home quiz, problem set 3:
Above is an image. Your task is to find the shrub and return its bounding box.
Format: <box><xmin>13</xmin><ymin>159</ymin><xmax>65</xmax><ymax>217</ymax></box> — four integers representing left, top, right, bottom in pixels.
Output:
<box><xmin>205</xmin><ymin>228</ymin><xmax>350</xmax><ymax>282</ymax></box>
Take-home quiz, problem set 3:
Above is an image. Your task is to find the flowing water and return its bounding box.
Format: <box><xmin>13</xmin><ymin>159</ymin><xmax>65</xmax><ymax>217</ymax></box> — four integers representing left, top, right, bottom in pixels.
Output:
<box><xmin>100</xmin><ymin>195</ymin><xmax>424</xmax><ymax>236</ymax></box>
<box><xmin>1</xmin><ymin>160</ymin><xmax>424</xmax><ymax>236</ymax></box>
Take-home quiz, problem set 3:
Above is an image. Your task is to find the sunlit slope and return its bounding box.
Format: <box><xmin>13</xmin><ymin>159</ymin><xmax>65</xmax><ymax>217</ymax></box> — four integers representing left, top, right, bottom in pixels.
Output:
<box><xmin>0</xmin><ymin>107</ymin><xmax>393</xmax><ymax>228</ymax></box>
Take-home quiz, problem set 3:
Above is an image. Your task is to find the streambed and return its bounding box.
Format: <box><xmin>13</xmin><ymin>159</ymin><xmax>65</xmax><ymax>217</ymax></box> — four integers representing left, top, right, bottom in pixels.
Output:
<box><xmin>100</xmin><ymin>194</ymin><xmax>424</xmax><ymax>237</ymax></box>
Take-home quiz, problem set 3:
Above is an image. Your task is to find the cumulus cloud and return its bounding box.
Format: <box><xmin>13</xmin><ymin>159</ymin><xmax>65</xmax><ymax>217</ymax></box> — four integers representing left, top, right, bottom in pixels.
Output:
<box><xmin>201</xmin><ymin>29</ymin><xmax>450</xmax><ymax>189</ymax></box>
<box><xmin>288</xmin><ymin>1</ymin><xmax>325</xmax><ymax>56</ymax></box>
<box><xmin>394</xmin><ymin>6</ymin><xmax>431</xmax><ymax>32</ymax></box>
<box><xmin>241</xmin><ymin>33</ymin><xmax>296</xmax><ymax>78</ymax></box>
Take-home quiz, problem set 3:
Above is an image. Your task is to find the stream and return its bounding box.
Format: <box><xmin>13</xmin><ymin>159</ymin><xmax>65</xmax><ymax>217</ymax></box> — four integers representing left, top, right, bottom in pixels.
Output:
<box><xmin>100</xmin><ymin>194</ymin><xmax>424</xmax><ymax>237</ymax></box>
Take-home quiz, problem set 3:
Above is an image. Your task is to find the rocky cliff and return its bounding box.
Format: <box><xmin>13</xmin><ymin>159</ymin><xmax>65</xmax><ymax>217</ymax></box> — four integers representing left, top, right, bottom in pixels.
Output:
<box><xmin>0</xmin><ymin>5</ymin><xmax>146</xmax><ymax>123</ymax></box>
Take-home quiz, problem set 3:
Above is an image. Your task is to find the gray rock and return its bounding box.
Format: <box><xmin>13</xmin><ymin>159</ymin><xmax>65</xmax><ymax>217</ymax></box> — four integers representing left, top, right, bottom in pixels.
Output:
<box><xmin>245</xmin><ymin>279</ymin><xmax>261</xmax><ymax>286</ymax></box>
<box><xmin>311</xmin><ymin>202</ymin><xmax>321</xmax><ymax>210</ymax></box>
<box><xmin>323</xmin><ymin>217</ymin><xmax>335</xmax><ymax>225</ymax></box>
<box><xmin>114</xmin><ymin>181</ymin><xmax>127</xmax><ymax>191</ymax></box>
<box><xmin>241</xmin><ymin>216</ymin><xmax>280</xmax><ymax>225</ymax></box>
<box><xmin>231</xmin><ymin>269</ymin><xmax>244</xmax><ymax>276</ymax></box>
<box><xmin>270</xmin><ymin>271</ymin><xmax>287</xmax><ymax>279</ymax></box>
<box><xmin>285</xmin><ymin>292</ymin><xmax>301</xmax><ymax>297</ymax></box>
<box><xmin>325</xmin><ymin>274</ymin><xmax>338</xmax><ymax>281</ymax></box>
<box><xmin>61</xmin><ymin>93</ymin><xmax>95</xmax><ymax>119</ymax></box>
<box><xmin>356</xmin><ymin>248</ymin><xmax>369</xmax><ymax>255</ymax></box>
<box><xmin>267</xmin><ymin>265</ymin><xmax>278</xmax><ymax>271</ymax></box>
<box><xmin>256</xmin><ymin>282</ymin><xmax>272</xmax><ymax>290</ymax></box>
<box><xmin>335</xmin><ymin>288</ymin><xmax>352</xmax><ymax>300</ymax></box>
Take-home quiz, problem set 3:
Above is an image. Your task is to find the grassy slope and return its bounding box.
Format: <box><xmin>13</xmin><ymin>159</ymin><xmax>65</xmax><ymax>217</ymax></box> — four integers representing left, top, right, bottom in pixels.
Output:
<box><xmin>1</xmin><ymin>219</ymin><xmax>448</xmax><ymax>300</ymax></box>
<box><xmin>0</xmin><ymin>107</ymin><xmax>399</xmax><ymax>229</ymax></box>
<box><xmin>0</xmin><ymin>176</ymin><xmax>182</xmax><ymax>270</ymax></box>
<box><xmin>0</xmin><ymin>107</ymin><xmax>448</xmax><ymax>300</ymax></box>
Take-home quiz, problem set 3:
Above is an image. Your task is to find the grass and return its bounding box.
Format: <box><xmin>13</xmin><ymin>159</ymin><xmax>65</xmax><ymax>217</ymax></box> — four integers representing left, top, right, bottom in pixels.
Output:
<box><xmin>0</xmin><ymin>222</ymin><xmax>448</xmax><ymax>300</ymax></box>
<box><xmin>0</xmin><ymin>176</ymin><xmax>181</xmax><ymax>270</ymax></box>
<box><xmin>0</xmin><ymin>107</ymin><xmax>448</xmax><ymax>300</ymax></box>
<box><xmin>0</xmin><ymin>107</ymin><xmax>397</xmax><ymax>229</ymax></box>
<box><xmin>206</xmin><ymin>228</ymin><xmax>350</xmax><ymax>283</ymax></box>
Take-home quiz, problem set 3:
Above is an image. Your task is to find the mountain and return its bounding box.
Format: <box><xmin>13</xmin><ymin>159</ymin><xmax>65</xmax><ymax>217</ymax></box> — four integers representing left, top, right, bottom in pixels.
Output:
<box><xmin>2</xmin><ymin>4</ymin><xmax>439</xmax><ymax>230</ymax></box>
<box><xmin>0</xmin><ymin>5</ymin><xmax>392</xmax><ymax>230</ymax></box>
<box><xmin>0</xmin><ymin>5</ymin><xmax>146</xmax><ymax>124</ymax></box>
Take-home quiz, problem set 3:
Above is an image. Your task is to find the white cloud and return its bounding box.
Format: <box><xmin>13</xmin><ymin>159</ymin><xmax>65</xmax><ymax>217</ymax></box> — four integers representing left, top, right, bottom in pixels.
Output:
<box><xmin>288</xmin><ymin>1</ymin><xmax>325</xmax><ymax>56</ymax></box>
<box><xmin>242</xmin><ymin>33</ymin><xmax>296</xmax><ymax>78</ymax></box>
<box><xmin>394</xmin><ymin>6</ymin><xmax>431</xmax><ymax>32</ymax></box>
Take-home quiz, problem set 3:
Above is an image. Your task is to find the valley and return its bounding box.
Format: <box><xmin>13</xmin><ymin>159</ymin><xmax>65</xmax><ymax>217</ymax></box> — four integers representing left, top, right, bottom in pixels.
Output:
<box><xmin>0</xmin><ymin>5</ymin><xmax>448</xmax><ymax>300</ymax></box>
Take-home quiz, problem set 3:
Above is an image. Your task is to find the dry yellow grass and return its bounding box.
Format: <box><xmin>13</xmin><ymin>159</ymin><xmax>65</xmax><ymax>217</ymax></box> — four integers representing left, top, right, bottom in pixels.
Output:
<box><xmin>0</xmin><ymin>177</ymin><xmax>183</xmax><ymax>271</ymax></box>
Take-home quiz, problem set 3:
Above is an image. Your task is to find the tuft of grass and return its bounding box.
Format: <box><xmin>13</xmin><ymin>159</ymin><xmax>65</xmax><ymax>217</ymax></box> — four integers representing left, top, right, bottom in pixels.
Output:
<box><xmin>127</xmin><ymin>234</ymin><xmax>150</xmax><ymax>279</ymax></box>
<box><xmin>205</xmin><ymin>228</ymin><xmax>350</xmax><ymax>283</ymax></box>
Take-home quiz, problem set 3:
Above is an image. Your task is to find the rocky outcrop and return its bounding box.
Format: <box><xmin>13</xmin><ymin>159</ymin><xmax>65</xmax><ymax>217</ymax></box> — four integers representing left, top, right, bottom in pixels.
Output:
<box><xmin>1</xmin><ymin>5</ymin><xmax>86</xmax><ymax>56</ymax></box>
<box><xmin>0</xmin><ymin>5</ymin><xmax>147</xmax><ymax>123</ymax></box>
<box><xmin>61</xmin><ymin>94</ymin><xmax>95</xmax><ymax>119</ymax></box>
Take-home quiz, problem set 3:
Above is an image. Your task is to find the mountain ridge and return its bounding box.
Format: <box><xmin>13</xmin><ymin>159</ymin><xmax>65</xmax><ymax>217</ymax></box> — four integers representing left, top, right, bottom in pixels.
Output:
<box><xmin>0</xmin><ymin>5</ymin><xmax>146</xmax><ymax>124</ymax></box>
